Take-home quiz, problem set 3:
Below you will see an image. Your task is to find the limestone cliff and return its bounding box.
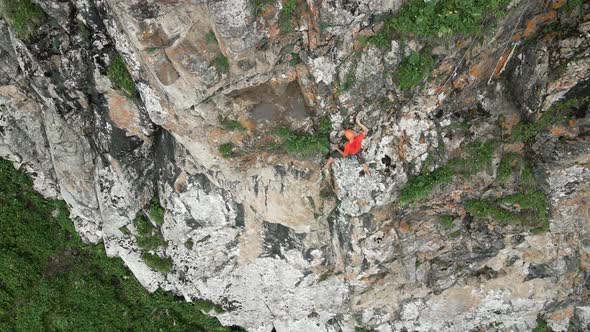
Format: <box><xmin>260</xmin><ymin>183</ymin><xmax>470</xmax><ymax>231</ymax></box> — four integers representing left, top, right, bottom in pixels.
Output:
<box><xmin>1</xmin><ymin>0</ymin><xmax>590</xmax><ymax>331</ymax></box>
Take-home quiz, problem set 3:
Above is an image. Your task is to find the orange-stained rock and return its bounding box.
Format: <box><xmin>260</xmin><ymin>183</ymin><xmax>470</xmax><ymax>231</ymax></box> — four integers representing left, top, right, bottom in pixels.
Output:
<box><xmin>501</xmin><ymin>114</ymin><xmax>521</xmax><ymax>131</ymax></box>
<box><xmin>398</xmin><ymin>220</ymin><xmax>412</xmax><ymax>232</ymax></box>
<box><xmin>550</xmin><ymin>125</ymin><xmax>567</xmax><ymax>136</ymax></box>
<box><xmin>550</xmin><ymin>0</ymin><xmax>567</xmax><ymax>9</ymax></box>
<box><xmin>453</xmin><ymin>73</ymin><xmax>470</xmax><ymax>90</ymax></box>
<box><xmin>513</xmin><ymin>11</ymin><xmax>558</xmax><ymax>41</ymax></box>
<box><xmin>174</xmin><ymin>171</ymin><xmax>188</xmax><ymax>193</ymax></box>
<box><xmin>504</xmin><ymin>142</ymin><xmax>525</xmax><ymax>153</ymax></box>
<box><xmin>138</xmin><ymin>22</ymin><xmax>169</xmax><ymax>48</ymax></box>
<box><xmin>494</xmin><ymin>48</ymin><xmax>514</xmax><ymax>76</ymax></box>
<box><xmin>107</xmin><ymin>94</ymin><xmax>142</xmax><ymax>137</ymax></box>
<box><xmin>305</xmin><ymin>0</ymin><xmax>321</xmax><ymax>49</ymax></box>
<box><xmin>546</xmin><ymin>306</ymin><xmax>574</xmax><ymax>321</ymax></box>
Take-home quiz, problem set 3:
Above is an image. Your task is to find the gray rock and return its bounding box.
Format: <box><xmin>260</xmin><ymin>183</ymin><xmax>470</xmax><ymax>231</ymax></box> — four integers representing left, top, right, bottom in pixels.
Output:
<box><xmin>1</xmin><ymin>1</ymin><xmax>590</xmax><ymax>331</ymax></box>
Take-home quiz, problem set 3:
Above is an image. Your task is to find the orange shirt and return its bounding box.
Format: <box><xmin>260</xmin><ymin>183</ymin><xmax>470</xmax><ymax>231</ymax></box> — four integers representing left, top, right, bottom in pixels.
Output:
<box><xmin>343</xmin><ymin>133</ymin><xmax>365</xmax><ymax>156</ymax></box>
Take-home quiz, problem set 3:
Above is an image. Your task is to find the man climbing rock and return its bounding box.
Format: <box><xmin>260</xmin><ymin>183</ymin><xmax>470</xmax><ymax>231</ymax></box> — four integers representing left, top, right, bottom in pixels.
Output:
<box><xmin>323</xmin><ymin>113</ymin><xmax>371</xmax><ymax>176</ymax></box>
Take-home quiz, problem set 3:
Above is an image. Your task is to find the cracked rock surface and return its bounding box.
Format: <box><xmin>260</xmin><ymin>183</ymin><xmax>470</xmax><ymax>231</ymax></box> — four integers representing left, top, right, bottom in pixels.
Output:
<box><xmin>1</xmin><ymin>0</ymin><xmax>590</xmax><ymax>331</ymax></box>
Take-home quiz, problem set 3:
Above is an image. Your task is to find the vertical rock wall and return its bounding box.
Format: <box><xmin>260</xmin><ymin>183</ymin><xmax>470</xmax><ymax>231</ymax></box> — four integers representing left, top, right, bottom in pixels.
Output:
<box><xmin>1</xmin><ymin>0</ymin><xmax>589</xmax><ymax>331</ymax></box>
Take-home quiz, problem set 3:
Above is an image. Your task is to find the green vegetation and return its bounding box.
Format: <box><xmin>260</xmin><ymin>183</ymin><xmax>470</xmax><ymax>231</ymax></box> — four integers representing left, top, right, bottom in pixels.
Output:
<box><xmin>532</xmin><ymin>318</ymin><xmax>553</xmax><ymax>332</ymax></box>
<box><xmin>185</xmin><ymin>239</ymin><xmax>194</xmax><ymax>250</ymax></box>
<box><xmin>363</xmin><ymin>31</ymin><xmax>391</xmax><ymax>49</ymax></box>
<box><xmin>119</xmin><ymin>226</ymin><xmax>131</xmax><ymax>235</ymax></box>
<box><xmin>134</xmin><ymin>212</ymin><xmax>166</xmax><ymax>250</ymax></box>
<box><xmin>398</xmin><ymin>136</ymin><xmax>549</xmax><ymax>232</ymax></box>
<box><xmin>448</xmin><ymin>139</ymin><xmax>496</xmax><ymax>176</ymax></box>
<box><xmin>386</xmin><ymin>0</ymin><xmax>510</xmax><ymax>38</ymax></box>
<box><xmin>355</xmin><ymin>327</ymin><xmax>376</xmax><ymax>332</ymax></box>
<box><xmin>275</xmin><ymin>116</ymin><xmax>331</xmax><ymax>157</ymax></box>
<box><xmin>320</xmin><ymin>185</ymin><xmax>336</xmax><ymax>200</ymax></box>
<box><xmin>107</xmin><ymin>55</ymin><xmax>137</xmax><ymax>97</ymax></box>
<box><xmin>396</xmin><ymin>49</ymin><xmax>435</xmax><ymax>91</ymax></box>
<box><xmin>279</xmin><ymin>0</ymin><xmax>299</xmax><ymax>32</ymax></box>
<box><xmin>464</xmin><ymin>149</ymin><xmax>548</xmax><ymax>232</ymax></box>
<box><xmin>289</xmin><ymin>52</ymin><xmax>301</xmax><ymax>66</ymax></box>
<box><xmin>497</xmin><ymin>153</ymin><xmax>520</xmax><ymax>183</ymax></box>
<box><xmin>520</xmin><ymin>161</ymin><xmax>537</xmax><ymax>190</ymax></box>
<box><xmin>561</xmin><ymin>0</ymin><xmax>584</xmax><ymax>14</ymax></box>
<box><xmin>400</xmin><ymin>140</ymin><xmax>496</xmax><ymax>205</ymax></box>
<box><xmin>219</xmin><ymin>142</ymin><xmax>236</xmax><ymax>158</ymax></box>
<box><xmin>0</xmin><ymin>159</ymin><xmax>241</xmax><ymax>331</ymax></box>
<box><xmin>148</xmin><ymin>197</ymin><xmax>165</xmax><ymax>226</ymax></box>
<box><xmin>0</xmin><ymin>0</ymin><xmax>46</xmax><ymax>41</ymax></box>
<box><xmin>340</xmin><ymin>61</ymin><xmax>358</xmax><ymax>92</ymax></box>
<box><xmin>512</xmin><ymin>107</ymin><xmax>566</xmax><ymax>142</ymax></box>
<box><xmin>142</xmin><ymin>253</ymin><xmax>173</xmax><ymax>273</ymax></box>
<box><xmin>78</xmin><ymin>20</ymin><xmax>91</xmax><ymax>41</ymax></box>
<box><xmin>52</xmin><ymin>37</ymin><xmax>60</xmax><ymax>50</ymax></box>
<box><xmin>512</xmin><ymin>97</ymin><xmax>589</xmax><ymax>142</ymax></box>
<box><xmin>252</xmin><ymin>0</ymin><xmax>273</xmax><ymax>17</ymax></box>
<box><xmin>464</xmin><ymin>199</ymin><xmax>516</xmax><ymax>223</ymax></box>
<box><xmin>465</xmin><ymin>187</ymin><xmax>548</xmax><ymax>232</ymax></box>
<box><xmin>205</xmin><ymin>30</ymin><xmax>218</xmax><ymax>44</ymax></box>
<box><xmin>354</xmin><ymin>0</ymin><xmax>513</xmax><ymax>90</ymax></box>
<box><xmin>213</xmin><ymin>52</ymin><xmax>229</xmax><ymax>74</ymax></box>
<box><xmin>220</xmin><ymin>116</ymin><xmax>246</xmax><ymax>131</ymax></box>
<box><xmin>439</xmin><ymin>215</ymin><xmax>454</xmax><ymax>229</ymax></box>
<box><xmin>399</xmin><ymin>165</ymin><xmax>453</xmax><ymax>204</ymax></box>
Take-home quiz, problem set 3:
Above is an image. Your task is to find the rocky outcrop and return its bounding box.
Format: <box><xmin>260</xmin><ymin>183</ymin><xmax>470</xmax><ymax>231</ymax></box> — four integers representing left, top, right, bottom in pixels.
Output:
<box><xmin>1</xmin><ymin>0</ymin><xmax>589</xmax><ymax>331</ymax></box>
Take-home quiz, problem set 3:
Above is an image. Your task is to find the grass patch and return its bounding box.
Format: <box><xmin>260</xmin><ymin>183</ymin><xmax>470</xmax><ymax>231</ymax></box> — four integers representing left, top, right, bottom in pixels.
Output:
<box><xmin>497</xmin><ymin>153</ymin><xmax>521</xmax><ymax>183</ymax></box>
<box><xmin>465</xmin><ymin>191</ymin><xmax>549</xmax><ymax>231</ymax></box>
<box><xmin>561</xmin><ymin>0</ymin><xmax>584</xmax><ymax>14</ymax></box>
<box><xmin>220</xmin><ymin>116</ymin><xmax>245</xmax><ymax>131</ymax></box>
<box><xmin>134</xmin><ymin>213</ymin><xmax>166</xmax><ymax>250</ymax></box>
<box><xmin>289</xmin><ymin>52</ymin><xmax>301</xmax><ymax>66</ymax></box>
<box><xmin>399</xmin><ymin>165</ymin><xmax>453</xmax><ymax>204</ymax></box>
<box><xmin>340</xmin><ymin>61</ymin><xmax>358</xmax><ymax>92</ymax></box>
<box><xmin>212</xmin><ymin>53</ymin><xmax>229</xmax><ymax>74</ymax></box>
<box><xmin>448</xmin><ymin>139</ymin><xmax>496</xmax><ymax>176</ymax></box>
<box><xmin>148</xmin><ymin>197</ymin><xmax>165</xmax><ymax>226</ymax></box>
<box><xmin>219</xmin><ymin>142</ymin><xmax>236</xmax><ymax>158</ymax></box>
<box><xmin>520</xmin><ymin>161</ymin><xmax>537</xmax><ymax>191</ymax></box>
<box><xmin>107</xmin><ymin>55</ymin><xmax>137</xmax><ymax>97</ymax></box>
<box><xmin>142</xmin><ymin>253</ymin><xmax>173</xmax><ymax>273</ymax></box>
<box><xmin>275</xmin><ymin>116</ymin><xmax>331</xmax><ymax>157</ymax></box>
<box><xmin>512</xmin><ymin>107</ymin><xmax>566</xmax><ymax>141</ymax></box>
<box><xmin>78</xmin><ymin>20</ymin><xmax>91</xmax><ymax>41</ymax></box>
<box><xmin>464</xmin><ymin>150</ymin><xmax>549</xmax><ymax>232</ymax></box>
<box><xmin>0</xmin><ymin>0</ymin><xmax>46</xmax><ymax>41</ymax></box>
<box><xmin>532</xmin><ymin>318</ymin><xmax>553</xmax><ymax>332</ymax></box>
<box><xmin>399</xmin><ymin>139</ymin><xmax>496</xmax><ymax>205</ymax></box>
<box><xmin>512</xmin><ymin>97</ymin><xmax>589</xmax><ymax>142</ymax></box>
<box><xmin>386</xmin><ymin>0</ymin><xmax>511</xmax><ymax>38</ymax></box>
<box><xmin>464</xmin><ymin>199</ymin><xmax>516</xmax><ymax>223</ymax></box>
<box><xmin>205</xmin><ymin>30</ymin><xmax>217</xmax><ymax>44</ymax></box>
<box><xmin>439</xmin><ymin>215</ymin><xmax>454</xmax><ymax>229</ymax></box>
<box><xmin>119</xmin><ymin>226</ymin><xmax>131</xmax><ymax>235</ymax></box>
<box><xmin>0</xmin><ymin>159</ymin><xmax>241</xmax><ymax>332</ymax></box>
<box><xmin>279</xmin><ymin>0</ymin><xmax>299</xmax><ymax>32</ymax></box>
<box><xmin>252</xmin><ymin>0</ymin><xmax>273</xmax><ymax>17</ymax></box>
<box><xmin>364</xmin><ymin>31</ymin><xmax>391</xmax><ymax>49</ymax></box>
<box><xmin>396</xmin><ymin>49</ymin><xmax>435</xmax><ymax>91</ymax></box>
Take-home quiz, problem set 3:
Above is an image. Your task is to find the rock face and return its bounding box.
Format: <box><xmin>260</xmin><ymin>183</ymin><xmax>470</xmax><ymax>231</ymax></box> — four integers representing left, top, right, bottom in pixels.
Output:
<box><xmin>1</xmin><ymin>0</ymin><xmax>590</xmax><ymax>331</ymax></box>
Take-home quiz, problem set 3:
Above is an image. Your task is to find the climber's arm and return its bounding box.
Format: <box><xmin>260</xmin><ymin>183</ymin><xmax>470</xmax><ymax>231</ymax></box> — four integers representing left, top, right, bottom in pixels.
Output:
<box><xmin>356</xmin><ymin>113</ymin><xmax>369</xmax><ymax>135</ymax></box>
<box><xmin>331</xmin><ymin>143</ymin><xmax>346</xmax><ymax>157</ymax></box>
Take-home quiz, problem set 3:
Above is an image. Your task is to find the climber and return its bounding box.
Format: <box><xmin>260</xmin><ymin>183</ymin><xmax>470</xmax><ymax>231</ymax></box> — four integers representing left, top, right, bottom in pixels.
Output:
<box><xmin>323</xmin><ymin>113</ymin><xmax>371</xmax><ymax>176</ymax></box>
